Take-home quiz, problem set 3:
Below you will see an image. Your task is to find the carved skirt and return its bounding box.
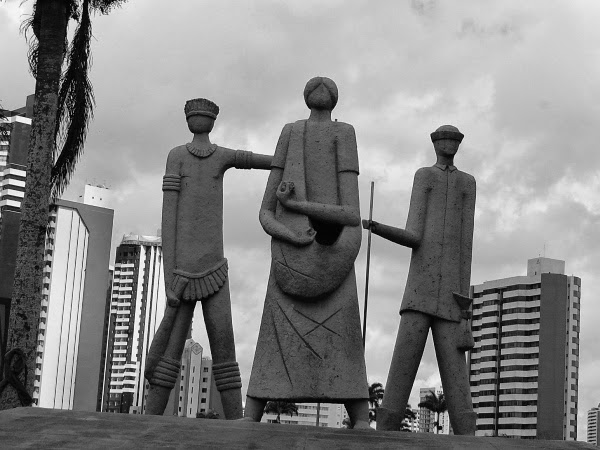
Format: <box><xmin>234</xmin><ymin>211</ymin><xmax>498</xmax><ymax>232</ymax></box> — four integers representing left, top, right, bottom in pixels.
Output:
<box><xmin>247</xmin><ymin>265</ymin><xmax>369</xmax><ymax>402</ymax></box>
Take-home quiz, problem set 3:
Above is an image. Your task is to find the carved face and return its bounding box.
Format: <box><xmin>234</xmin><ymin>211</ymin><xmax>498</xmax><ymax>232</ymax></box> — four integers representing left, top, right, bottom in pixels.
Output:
<box><xmin>306</xmin><ymin>83</ymin><xmax>335</xmax><ymax>111</ymax></box>
<box><xmin>433</xmin><ymin>139</ymin><xmax>460</xmax><ymax>158</ymax></box>
<box><xmin>187</xmin><ymin>114</ymin><xmax>215</xmax><ymax>134</ymax></box>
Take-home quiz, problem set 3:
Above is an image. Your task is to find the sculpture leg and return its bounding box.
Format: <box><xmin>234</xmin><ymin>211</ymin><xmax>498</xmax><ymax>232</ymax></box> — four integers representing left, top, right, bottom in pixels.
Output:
<box><xmin>202</xmin><ymin>282</ymin><xmax>243</xmax><ymax>419</ymax></box>
<box><xmin>145</xmin><ymin>302</ymin><xmax>195</xmax><ymax>415</ymax></box>
<box><xmin>431</xmin><ymin>318</ymin><xmax>476</xmax><ymax>435</ymax></box>
<box><xmin>344</xmin><ymin>399</ymin><xmax>371</xmax><ymax>429</ymax></box>
<box><xmin>243</xmin><ymin>396</ymin><xmax>266</xmax><ymax>422</ymax></box>
<box><xmin>378</xmin><ymin>311</ymin><xmax>431</xmax><ymax>431</ymax></box>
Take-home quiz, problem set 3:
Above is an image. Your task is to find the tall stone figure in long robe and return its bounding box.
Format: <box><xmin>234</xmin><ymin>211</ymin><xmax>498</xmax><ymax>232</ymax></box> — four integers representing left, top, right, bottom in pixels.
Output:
<box><xmin>244</xmin><ymin>77</ymin><xmax>370</xmax><ymax>428</ymax></box>
<box><xmin>363</xmin><ymin>125</ymin><xmax>477</xmax><ymax>434</ymax></box>
<box><xmin>144</xmin><ymin>98</ymin><xmax>272</xmax><ymax>418</ymax></box>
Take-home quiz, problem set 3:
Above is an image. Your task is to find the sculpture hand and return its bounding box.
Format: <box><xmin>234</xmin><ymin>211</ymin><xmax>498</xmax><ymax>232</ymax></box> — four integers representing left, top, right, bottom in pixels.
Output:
<box><xmin>362</xmin><ymin>219</ymin><xmax>378</xmax><ymax>231</ymax></box>
<box><xmin>276</xmin><ymin>181</ymin><xmax>296</xmax><ymax>207</ymax></box>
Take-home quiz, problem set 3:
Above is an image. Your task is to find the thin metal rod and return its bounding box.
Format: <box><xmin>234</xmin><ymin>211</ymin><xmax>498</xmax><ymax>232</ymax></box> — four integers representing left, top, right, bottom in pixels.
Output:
<box><xmin>362</xmin><ymin>181</ymin><xmax>375</xmax><ymax>349</ymax></box>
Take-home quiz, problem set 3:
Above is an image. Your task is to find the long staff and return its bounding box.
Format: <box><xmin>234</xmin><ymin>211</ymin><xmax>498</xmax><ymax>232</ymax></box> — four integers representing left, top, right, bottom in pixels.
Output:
<box><xmin>362</xmin><ymin>181</ymin><xmax>375</xmax><ymax>349</ymax></box>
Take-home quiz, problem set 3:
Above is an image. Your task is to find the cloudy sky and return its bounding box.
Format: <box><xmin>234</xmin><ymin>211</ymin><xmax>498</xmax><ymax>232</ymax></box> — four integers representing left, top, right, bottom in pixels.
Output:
<box><xmin>2</xmin><ymin>0</ymin><xmax>600</xmax><ymax>437</ymax></box>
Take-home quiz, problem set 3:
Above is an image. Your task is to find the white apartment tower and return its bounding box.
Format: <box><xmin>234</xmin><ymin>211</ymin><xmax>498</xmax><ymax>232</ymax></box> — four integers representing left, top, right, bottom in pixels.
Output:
<box><xmin>101</xmin><ymin>234</ymin><xmax>166</xmax><ymax>414</ymax></box>
<box><xmin>588</xmin><ymin>404</ymin><xmax>600</xmax><ymax>446</ymax></box>
<box><xmin>34</xmin><ymin>205</ymin><xmax>89</xmax><ymax>408</ymax></box>
<box><xmin>469</xmin><ymin>257</ymin><xmax>581</xmax><ymax>440</ymax></box>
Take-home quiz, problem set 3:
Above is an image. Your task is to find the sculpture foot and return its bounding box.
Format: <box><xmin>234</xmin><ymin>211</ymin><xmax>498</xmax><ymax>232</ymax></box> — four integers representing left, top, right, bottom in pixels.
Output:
<box><xmin>351</xmin><ymin>420</ymin><xmax>373</xmax><ymax>430</ymax></box>
<box><xmin>375</xmin><ymin>407</ymin><xmax>403</xmax><ymax>432</ymax></box>
<box><xmin>451</xmin><ymin>410</ymin><xmax>477</xmax><ymax>435</ymax></box>
<box><xmin>213</xmin><ymin>361</ymin><xmax>243</xmax><ymax>419</ymax></box>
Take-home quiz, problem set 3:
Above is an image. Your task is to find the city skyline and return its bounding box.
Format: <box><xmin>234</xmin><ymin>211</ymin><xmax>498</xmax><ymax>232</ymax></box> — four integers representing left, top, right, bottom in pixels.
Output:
<box><xmin>2</xmin><ymin>1</ymin><xmax>600</xmax><ymax>439</ymax></box>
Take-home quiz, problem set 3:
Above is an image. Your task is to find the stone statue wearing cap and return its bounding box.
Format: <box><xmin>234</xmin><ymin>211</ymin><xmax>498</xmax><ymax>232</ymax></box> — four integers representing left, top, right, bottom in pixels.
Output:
<box><xmin>144</xmin><ymin>98</ymin><xmax>272</xmax><ymax>418</ymax></box>
<box><xmin>363</xmin><ymin>125</ymin><xmax>477</xmax><ymax>434</ymax></box>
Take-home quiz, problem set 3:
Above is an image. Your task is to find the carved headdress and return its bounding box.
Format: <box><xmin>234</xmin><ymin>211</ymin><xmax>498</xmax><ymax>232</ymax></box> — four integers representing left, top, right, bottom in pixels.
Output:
<box><xmin>184</xmin><ymin>98</ymin><xmax>220</xmax><ymax>119</ymax></box>
<box><xmin>430</xmin><ymin>124</ymin><xmax>464</xmax><ymax>143</ymax></box>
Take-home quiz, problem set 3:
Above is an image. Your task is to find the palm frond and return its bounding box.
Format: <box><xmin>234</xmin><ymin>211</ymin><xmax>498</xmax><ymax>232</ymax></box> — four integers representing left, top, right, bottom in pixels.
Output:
<box><xmin>90</xmin><ymin>0</ymin><xmax>127</xmax><ymax>14</ymax></box>
<box><xmin>51</xmin><ymin>0</ymin><xmax>94</xmax><ymax>201</ymax></box>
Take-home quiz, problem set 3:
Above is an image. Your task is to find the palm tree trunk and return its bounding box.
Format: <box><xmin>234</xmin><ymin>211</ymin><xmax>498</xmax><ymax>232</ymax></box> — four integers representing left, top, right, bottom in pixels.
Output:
<box><xmin>0</xmin><ymin>0</ymin><xmax>69</xmax><ymax>409</ymax></box>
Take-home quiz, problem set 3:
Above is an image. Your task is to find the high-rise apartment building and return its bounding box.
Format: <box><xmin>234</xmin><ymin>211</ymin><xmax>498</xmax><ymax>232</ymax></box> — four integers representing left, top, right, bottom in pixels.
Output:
<box><xmin>101</xmin><ymin>234</ymin><xmax>166</xmax><ymax>414</ymax></box>
<box><xmin>469</xmin><ymin>257</ymin><xmax>581</xmax><ymax>440</ymax></box>
<box><xmin>0</xmin><ymin>95</ymin><xmax>33</xmax><ymax>371</ymax></box>
<box><xmin>33</xmin><ymin>198</ymin><xmax>114</xmax><ymax>410</ymax></box>
<box><xmin>588</xmin><ymin>404</ymin><xmax>600</xmax><ymax>446</ymax></box>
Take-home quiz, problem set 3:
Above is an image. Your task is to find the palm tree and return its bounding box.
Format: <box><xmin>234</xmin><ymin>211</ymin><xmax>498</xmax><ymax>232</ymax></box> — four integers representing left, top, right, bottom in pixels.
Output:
<box><xmin>418</xmin><ymin>390</ymin><xmax>447</xmax><ymax>434</ymax></box>
<box><xmin>368</xmin><ymin>382</ymin><xmax>384</xmax><ymax>423</ymax></box>
<box><xmin>400</xmin><ymin>407</ymin><xmax>417</xmax><ymax>432</ymax></box>
<box><xmin>196</xmin><ymin>409</ymin><xmax>220</xmax><ymax>419</ymax></box>
<box><xmin>263</xmin><ymin>401</ymin><xmax>298</xmax><ymax>424</ymax></box>
<box><xmin>0</xmin><ymin>0</ymin><xmax>126</xmax><ymax>409</ymax></box>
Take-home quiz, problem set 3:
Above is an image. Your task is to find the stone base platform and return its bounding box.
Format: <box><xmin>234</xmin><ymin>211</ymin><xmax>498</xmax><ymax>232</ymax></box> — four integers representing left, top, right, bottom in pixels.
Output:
<box><xmin>0</xmin><ymin>407</ymin><xmax>594</xmax><ymax>449</ymax></box>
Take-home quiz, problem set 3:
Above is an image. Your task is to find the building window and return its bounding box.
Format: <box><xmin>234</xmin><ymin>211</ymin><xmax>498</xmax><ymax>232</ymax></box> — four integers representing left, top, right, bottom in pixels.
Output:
<box><xmin>203</xmin><ymin>367</ymin><xmax>209</xmax><ymax>372</ymax></box>
<box><xmin>202</xmin><ymin>388</ymin><xmax>207</xmax><ymax>393</ymax></box>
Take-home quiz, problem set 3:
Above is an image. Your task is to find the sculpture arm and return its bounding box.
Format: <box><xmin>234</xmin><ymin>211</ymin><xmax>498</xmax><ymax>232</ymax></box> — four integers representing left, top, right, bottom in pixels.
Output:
<box><xmin>232</xmin><ymin>150</ymin><xmax>273</xmax><ymax>170</ymax></box>
<box><xmin>275</xmin><ymin>123</ymin><xmax>361</xmax><ymax>226</ymax></box>
<box><xmin>276</xmin><ymin>172</ymin><xmax>360</xmax><ymax>226</ymax></box>
<box><xmin>459</xmin><ymin>175</ymin><xmax>476</xmax><ymax>294</ymax></box>
<box><xmin>259</xmin><ymin>167</ymin><xmax>315</xmax><ymax>246</ymax></box>
<box><xmin>362</xmin><ymin>168</ymin><xmax>429</xmax><ymax>249</ymax></box>
<box><xmin>161</xmin><ymin>151</ymin><xmax>180</xmax><ymax>295</ymax></box>
<box><xmin>362</xmin><ymin>220</ymin><xmax>420</xmax><ymax>248</ymax></box>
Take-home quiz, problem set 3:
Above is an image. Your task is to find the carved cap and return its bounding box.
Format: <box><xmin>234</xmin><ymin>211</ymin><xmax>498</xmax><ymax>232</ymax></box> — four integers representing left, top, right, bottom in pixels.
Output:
<box><xmin>304</xmin><ymin>76</ymin><xmax>339</xmax><ymax>110</ymax></box>
<box><xmin>431</xmin><ymin>125</ymin><xmax>464</xmax><ymax>143</ymax></box>
<box><xmin>185</xmin><ymin>98</ymin><xmax>219</xmax><ymax>119</ymax></box>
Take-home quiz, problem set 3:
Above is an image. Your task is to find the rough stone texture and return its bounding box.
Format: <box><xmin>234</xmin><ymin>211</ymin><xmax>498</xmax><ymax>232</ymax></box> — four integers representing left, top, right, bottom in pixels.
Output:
<box><xmin>246</xmin><ymin>77</ymin><xmax>369</xmax><ymax>426</ymax></box>
<box><xmin>0</xmin><ymin>407</ymin><xmax>596</xmax><ymax>449</ymax></box>
<box><xmin>365</xmin><ymin>125</ymin><xmax>477</xmax><ymax>434</ymax></box>
<box><xmin>144</xmin><ymin>98</ymin><xmax>272</xmax><ymax>419</ymax></box>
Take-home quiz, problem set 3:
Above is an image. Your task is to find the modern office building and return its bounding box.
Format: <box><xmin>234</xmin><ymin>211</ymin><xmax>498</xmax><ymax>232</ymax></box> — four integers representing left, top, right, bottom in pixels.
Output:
<box><xmin>101</xmin><ymin>234</ymin><xmax>166</xmax><ymax>414</ymax></box>
<box><xmin>469</xmin><ymin>257</ymin><xmax>581</xmax><ymax>440</ymax></box>
<box><xmin>588</xmin><ymin>404</ymin><xmax>600</xmax><ymax>446</ymax></box>
<box><xmin>0</xmin><ymin>95</ymin><xmax>33</xmax><ymax>371</ymax></box>
<box><xmin>32</xmin><ymin>197</ymin><xmax>114</xmax><ymax>410</ymax></box>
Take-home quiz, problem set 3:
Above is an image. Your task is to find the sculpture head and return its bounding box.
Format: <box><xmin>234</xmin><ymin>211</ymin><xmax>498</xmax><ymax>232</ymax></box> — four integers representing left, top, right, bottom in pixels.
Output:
<box><xmin>304</xmin><ymin>77</ymin><xmax>338</xmax><ymax>111</ymax></box>
<box><xmin>431</xmin><ymin>125</ymin><xmax>464</xmax><ymax>158</ymax></box>
<box><xmin>185</xmin><ymin>98</ymin><xmax>219</xmax><ymax>134</ymax></box>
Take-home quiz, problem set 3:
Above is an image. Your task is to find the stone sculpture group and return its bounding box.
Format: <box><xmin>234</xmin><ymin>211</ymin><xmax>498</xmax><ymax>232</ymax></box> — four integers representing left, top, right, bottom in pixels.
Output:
<box><xmin>145</xmin><ymin>77</ymin><xmax>477</xmax><ymax>434</ymax></box>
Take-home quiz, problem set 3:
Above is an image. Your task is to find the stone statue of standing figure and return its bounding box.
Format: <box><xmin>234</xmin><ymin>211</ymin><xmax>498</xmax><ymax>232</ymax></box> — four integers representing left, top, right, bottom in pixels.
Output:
<box><xmin>363</xmin><ymin>125</ymin><xmax>477</xmax><ymax>434</ymax></box>
<box><xmin>144</xmin><ymin>98</ymin><xmax>272</xmax><ymax>418</ymax></box>
<box><xmin>244</xmin><ymin>77</ymin><xmax>370</xmax><ymax>428</ymax></box>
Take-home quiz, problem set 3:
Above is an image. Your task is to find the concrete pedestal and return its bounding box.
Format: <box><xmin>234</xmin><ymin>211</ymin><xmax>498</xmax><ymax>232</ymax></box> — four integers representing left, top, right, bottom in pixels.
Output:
<box><xmin>0</xmin><ymin>407</ymin><xmax>594</xmax><ymax>449</ymax></box>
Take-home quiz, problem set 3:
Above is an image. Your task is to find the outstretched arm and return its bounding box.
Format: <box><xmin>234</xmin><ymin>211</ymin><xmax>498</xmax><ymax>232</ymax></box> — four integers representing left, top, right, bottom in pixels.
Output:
<box><xmin>362</xmin><ymin>168</ymin><xmax>429</xmax><ymax>249</ymax></box>
<box><xmin>233</xmin><ymin>150</ymin><xmax>273</xmax><ymax>170</ymax></box>
<box><xmin>362</xmin><ymin>220</ymin><xmax>420</xmax><ymax>248</ymax></box>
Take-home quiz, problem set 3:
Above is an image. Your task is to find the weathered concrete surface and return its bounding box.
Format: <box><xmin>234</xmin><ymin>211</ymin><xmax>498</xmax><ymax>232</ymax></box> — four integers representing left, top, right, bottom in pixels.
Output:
<box><xmin>0</xmin><ymin>408</ymin><xmax>595</xmax><ymax>449</ymax></box>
